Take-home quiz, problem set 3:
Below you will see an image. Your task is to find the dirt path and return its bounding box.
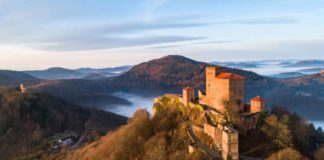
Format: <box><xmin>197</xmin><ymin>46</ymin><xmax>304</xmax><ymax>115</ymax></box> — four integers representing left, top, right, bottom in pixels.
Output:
<box><xmin>187</xmin><ymin>126</ymin><xmax>221</xmax><ymax>159</ymax></box>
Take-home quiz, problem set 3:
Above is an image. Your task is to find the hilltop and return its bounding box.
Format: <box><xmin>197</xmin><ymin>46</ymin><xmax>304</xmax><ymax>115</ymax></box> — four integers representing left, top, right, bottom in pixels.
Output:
<box><xmin>66</xmin><ymin>94</ymin><xmax>324</xmax><ymax>160</ymax></box>
<box><xmin>0</xmin><ymin>70</ymin><xmax>38</xmax><ymax>85</ymax></box>
<box><xmin>25</xmin><ymin>67</ymin><xmax>84</xmax><ymax>80</ymax></box>
<box><xmin>112</xmin><ymin>55</ymin><xmax>271</xmax><ymax>89</ymax></box>
<box><xmin>24</xmin><ymin>66</ymin><xmax>132</xmax><ymax>80</ymax></box>
<box><xmin>0</xmin><ymin>87</ymin><xmax>127</xmax><ymax>160</ymax></box>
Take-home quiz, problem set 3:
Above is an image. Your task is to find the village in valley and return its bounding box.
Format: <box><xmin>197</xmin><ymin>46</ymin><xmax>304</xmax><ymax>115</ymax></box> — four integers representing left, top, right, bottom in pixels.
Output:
<box><xmin>154</xmin><ymin>66</ymin><xmax>266</xmax><ymax>160</ymax></box>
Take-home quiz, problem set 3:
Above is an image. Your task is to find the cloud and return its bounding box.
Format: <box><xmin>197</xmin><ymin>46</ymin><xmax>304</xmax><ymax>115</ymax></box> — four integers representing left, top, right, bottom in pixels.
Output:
<box><xmin>149</xmin><ymin>45</ymin><xmax>181</xmax><ymax>49</ymax></box>
<box><xmin>0</xmin><ymin>10</ymin><xmax>209</xmax><ymax>51</ymax></box>
<box><xmin>190</xmin><ymin>40</ymin><xmax>237</xmax><ymax>45</ymax></box>
<box><xmin>38</xmin><ymin>35</ymin><xmax>204</xmax><ymax>51</ymax></box>
<box><xmin>87</xmin><ymin>20</ymin><xmax>209</xmax><ymax>36</ymax></box>
<box><xmin>149</xmin><ymin>40</ymin><xmax>236</xmax><ymax>49</ymax></box>
<box><xmin>143</xmin><ymin>0</ymin><xmax>168</xmax><ymax>20</ymax></box>
<box><xmin>218</xmin><ymin>16</ymin><xmax>300</xmax><ymax>24</ymax></box>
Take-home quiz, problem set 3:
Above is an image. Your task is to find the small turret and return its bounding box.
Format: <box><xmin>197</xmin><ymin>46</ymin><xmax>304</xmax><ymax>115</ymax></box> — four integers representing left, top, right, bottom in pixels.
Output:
<box><xmin>250</xmin><ymin>96</ymin><xmax>265</xmax><ymax>113</ymax></box>
<box><xmin>320</xmin><ymin>69</ymin><xmax>324</xmax><ymax>76</ymax></box>
<box><xmin>183</xmin><ymin>87</ymin><xmax>194</xmax><ymax>106</ymax></box>
<box><xmin>20</xmin><ymin>84</ymin><xmax>25</xmax><ymax>93</ymax></box>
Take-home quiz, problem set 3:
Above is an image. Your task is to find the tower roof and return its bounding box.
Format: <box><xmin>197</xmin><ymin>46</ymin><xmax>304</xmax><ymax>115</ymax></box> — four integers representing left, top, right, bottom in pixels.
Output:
<box><xmin>251</xmin><ymin>96</ymin><xmax>265</xmax><ymax>102</ymax></box>
<box><xmin>216</xmin><ymin>73</ymin><xmax>245</xmax><ymax>79</ymax></box>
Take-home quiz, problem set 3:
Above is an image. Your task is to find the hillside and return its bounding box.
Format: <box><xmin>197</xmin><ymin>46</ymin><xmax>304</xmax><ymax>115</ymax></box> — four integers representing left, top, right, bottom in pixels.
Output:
<box><xmin>76</xmin><ymin>65</ymin><xmax>132</xmax><ymax>75</ymax></box>
<box><xmin>0</xmin><ymin>87</ymin><xmax>127</xmax><ymax>160</ymax></box>
<box><xmin>25</xmin><ymin>67</ymin><xmax>84</xmax><ymax>80</ymax></box>
<box><xmin>66</xmin><ymin>95</ymin><xmax>324</xmax><ymax>160</ymax></box>
<box><xmin>67</xmin><ymin>97</ymin><xmax>206</xmax><ymax>160</ymax></box>
<box><xmin>82</xmin><ymin>73</ymin><xmax>107</xmax><ymax>80</ymax></box>
<box><xmin>112</xmin><ymin>55</ymin><xmax>271</xmax><ymax>89</ymax></box>
<box><xmin>29</xmin><ymin>79</ymin><xmax>132</xmax><ymax>109</ymax></box>
<box><xmin>281</xmin><ymin>72</ymin><xmax>324</xmax><ymax>85</ymax></box>
<box><xmin>24</xmin><ymin>66</ymin><xmax>132</xmax><ymax>80</ymax></box>
<box><xmin>284</xmin><ymin>60</ymin><xmax>324</xmax><ymax>67</ymax></box>
<box><xmin>0</xmin><ymin>70</ymin><xmax>38</xmax><ymax>85</ymax></box>
<box><xmin>28</xmin><ymin>55</ymin><xmax>323</xmax><ymax>120</ymax></box>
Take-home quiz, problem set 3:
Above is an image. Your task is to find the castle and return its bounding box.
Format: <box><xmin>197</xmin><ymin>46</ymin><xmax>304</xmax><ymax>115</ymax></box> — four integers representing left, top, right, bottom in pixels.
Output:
<box><xmin>182</xmin><ymin>66</ymin><xmax>266</xmax><ymax>160</ymax></box>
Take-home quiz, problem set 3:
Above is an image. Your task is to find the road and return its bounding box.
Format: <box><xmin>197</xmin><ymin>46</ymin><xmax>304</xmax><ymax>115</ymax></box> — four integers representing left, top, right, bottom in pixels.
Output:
<box><xmin>71</xmin><ymin>132</ymin><xmax>87</xmax><ymax>149</ymax></box>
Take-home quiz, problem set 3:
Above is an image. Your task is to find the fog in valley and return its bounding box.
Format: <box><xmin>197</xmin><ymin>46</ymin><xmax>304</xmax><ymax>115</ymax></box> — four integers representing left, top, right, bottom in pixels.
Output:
<box><xmin>105</xmin><ymin>92</ymin><xmax>155</xmax><ymax>117</ymax></box>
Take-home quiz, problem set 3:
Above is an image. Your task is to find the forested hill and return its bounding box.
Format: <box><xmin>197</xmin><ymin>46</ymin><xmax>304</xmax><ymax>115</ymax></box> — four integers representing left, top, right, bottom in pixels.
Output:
<box><xmin>0</xmin><ymin>70</ymin><xmax>39</xmax><ymax>85</ymax></box>
<box><xmin>0</xmin><ymin>87</ymin><xmax>127</xmax><ymax>160</ymax></box>
<box><xmin>111</xmin><ymin>55</ymin><xmax>272</xmax><ymax>89</ymax></box>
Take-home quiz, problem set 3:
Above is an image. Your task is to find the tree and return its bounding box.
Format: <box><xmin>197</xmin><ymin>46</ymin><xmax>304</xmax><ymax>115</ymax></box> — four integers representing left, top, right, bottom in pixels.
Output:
<box><xmin>261</xmin><ymin>115</ymin><xmax>292</xmax><ymax>149</ymax></box>
<box><xmin>267</xmin><ymin>148</ymin><xmax>303</xmax><ymax>160</ymax></box>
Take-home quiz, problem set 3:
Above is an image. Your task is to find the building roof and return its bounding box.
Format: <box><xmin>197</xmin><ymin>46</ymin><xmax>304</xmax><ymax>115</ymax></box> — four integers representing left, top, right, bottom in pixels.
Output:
<box><xmin>251</xmin><ymin>96</ymin><xmax>265</xmax><ymax>102</ymax></box>
<box><xmin>216</xmin><ymin>73</ymin><xmax>245</xmax><ymax>79</ymax></box>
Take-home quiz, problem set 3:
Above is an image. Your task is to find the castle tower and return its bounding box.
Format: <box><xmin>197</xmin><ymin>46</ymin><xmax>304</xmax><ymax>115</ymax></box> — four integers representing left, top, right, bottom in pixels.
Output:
<box><xmin>20</xmin><ymin>84</ymin><xmax>25</xmax><ymax>93</ymax></box>
<box><xmin>321</xmin><ymin>70</ymin><xmax>324</xmax><ymax>76</ymax></box>
<box><xmin>206</xmin><ymin>66</ymin><xmax>222</xmax><ymax>96</ymax></box>
<box><xmin>204</xmin><ymin>67</ymin><xmax>245</xmax><ymax>112</ymax></box>
<box><xmin>222</xmin><ymin>126</ymin><xmax>239</xmax><ymax>160</ymax></box>
<box><xmin>250</xmin><ymin>96</ymin><xmax>266</xmax><ymax>113</ymax></box>
<box><xmin>183</xmin><ymin>87</ymin><xmax>194</xmax><ymax>106</ymax></box>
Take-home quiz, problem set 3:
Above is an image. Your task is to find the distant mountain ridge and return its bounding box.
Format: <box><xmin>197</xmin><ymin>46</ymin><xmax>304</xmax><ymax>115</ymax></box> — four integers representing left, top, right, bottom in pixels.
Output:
<box><xmin>24</xmin><ymin>65</ymin><xmax>132</xmax><ymax>80</ymax></box>
<box><xmin>0</xmin><ymin>69</ymin><xmax>38</xmax><ymax>85</ymax></box>
<box><xmin>25</xmin><ymin>67</ymin><xmax>83</xmax><ymax>80</ymax></box>
<box><xmin>283</xmin><ymin>60</ymin><xmax>324</xmax><ymax>67</ymax></box>
<box><xmin>210</xmin><ymin>61</ymin><xmax>259</xmax><ymax>68</ymax></box>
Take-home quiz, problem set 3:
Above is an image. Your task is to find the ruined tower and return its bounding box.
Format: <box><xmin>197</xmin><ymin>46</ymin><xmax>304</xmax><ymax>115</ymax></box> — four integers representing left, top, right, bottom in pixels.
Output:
<box><xmin>203</xmin><ymin>67</ymin><xmax>245</xmax><ymax>112</ymax></box>
<box><xmin>183</xmin><ymin>87</ymin><xmax>194</xmax><ymax>106</ymax></box>
<box><xmin>250</xmin><ymin>96</ymin><xmax>266</xmax><ymax>113</ymax></box>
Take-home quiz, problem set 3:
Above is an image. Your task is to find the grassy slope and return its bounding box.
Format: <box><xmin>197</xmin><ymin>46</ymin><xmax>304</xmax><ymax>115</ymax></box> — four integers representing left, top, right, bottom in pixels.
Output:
<box><xmin>67</xmin><ymin>95</ymin><xmax>209</xmax><ymax>160</ymax></box>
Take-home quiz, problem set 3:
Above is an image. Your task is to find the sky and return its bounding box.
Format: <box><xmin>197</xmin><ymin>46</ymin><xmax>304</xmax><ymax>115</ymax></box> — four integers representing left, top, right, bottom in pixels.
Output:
<box><xmin>0</xmin><ymin>0</ymin><xmax>324</xmax><ymax>70</ymax></box>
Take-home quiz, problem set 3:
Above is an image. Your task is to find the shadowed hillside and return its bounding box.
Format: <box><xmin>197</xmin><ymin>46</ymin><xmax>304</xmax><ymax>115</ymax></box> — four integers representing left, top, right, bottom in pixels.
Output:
<box><xmin>25</xmin><ymin>67</ymin><xmax>84</xmax><ymax>80</ymax></box>
<box><xmin>0</xmin><ymin>70</ymin><xmax>39</xmax><ymax>85</ymax></box>
<box><xmin>0</xmin><ymin>87</ymin><xmax>127</xmax><ymax>160</ymax></box>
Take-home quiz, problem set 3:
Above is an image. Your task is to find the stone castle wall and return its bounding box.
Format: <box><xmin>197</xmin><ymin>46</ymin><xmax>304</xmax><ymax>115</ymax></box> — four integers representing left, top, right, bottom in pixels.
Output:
<box><xmin>203</xmin><ymin>123</ymin><xmax>239</xmax><ymax>160</ymax></box>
